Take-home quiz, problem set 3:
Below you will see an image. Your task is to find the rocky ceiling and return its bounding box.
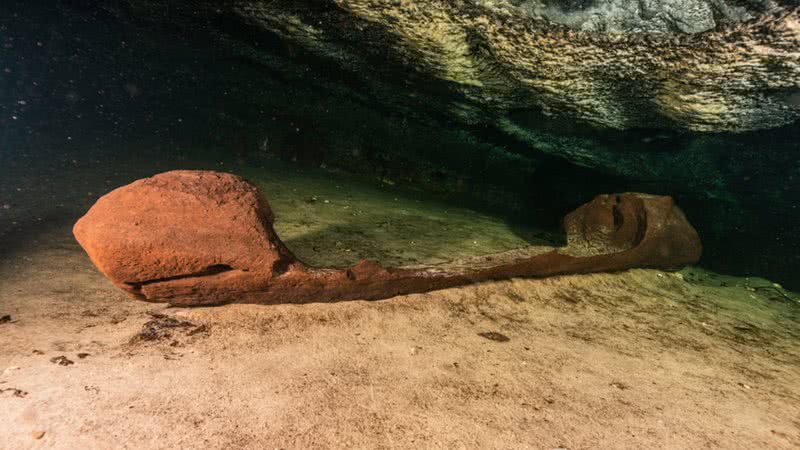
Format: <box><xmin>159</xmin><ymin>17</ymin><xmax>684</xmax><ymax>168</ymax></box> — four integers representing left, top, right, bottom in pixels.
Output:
<box><xmin>225</xmin><ymin>0</ymin><xmax>800</xmax><ymax>132</ymax></box>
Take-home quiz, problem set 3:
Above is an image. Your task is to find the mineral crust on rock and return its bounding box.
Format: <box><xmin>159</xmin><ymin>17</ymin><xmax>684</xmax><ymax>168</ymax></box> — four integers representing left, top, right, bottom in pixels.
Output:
<box><xmin>228</xmin><ymin>0</ymin><xmax>800</xmax><ymax>132</ymax></box>
<box><xmin>73</xmin><ymin>170</ymin><xmax>701</xmax><ymax>306</ymax></box>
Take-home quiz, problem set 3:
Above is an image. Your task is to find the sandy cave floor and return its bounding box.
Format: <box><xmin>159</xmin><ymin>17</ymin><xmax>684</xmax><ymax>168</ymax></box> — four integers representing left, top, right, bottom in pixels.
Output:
<box><xmin>1</xmin><ymin>148</ymin><xmax>800</xmax><ymax>449</ymax></box>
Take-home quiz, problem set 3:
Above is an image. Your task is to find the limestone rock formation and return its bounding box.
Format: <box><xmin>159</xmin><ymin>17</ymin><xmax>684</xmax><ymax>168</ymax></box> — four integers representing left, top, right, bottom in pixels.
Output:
<box><xmin>225</xmin><ymin>0</ymin><xmax>800</xmax><ymax>132</ymax></box>
<box><xmin>73</xmin><ymin>170</ymin><xmax>701</xmax><ymax>306</ymax></box>
<box><xmin>519</xmin><ymin>0</ymin><xmax>777</xmax><ymax>33</ymax></box>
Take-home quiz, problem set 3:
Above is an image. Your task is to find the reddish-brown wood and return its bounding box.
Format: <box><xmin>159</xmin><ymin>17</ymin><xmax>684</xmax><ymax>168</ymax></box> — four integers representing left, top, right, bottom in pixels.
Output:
<box><xmin>74</xmin><ymin>171</ymin><xmax>701</xmax><ymax>306</ymax></box>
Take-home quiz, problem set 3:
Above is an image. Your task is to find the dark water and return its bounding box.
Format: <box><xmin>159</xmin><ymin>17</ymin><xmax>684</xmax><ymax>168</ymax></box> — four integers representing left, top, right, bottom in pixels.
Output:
<box><xmin>1</xmin><ymin>0</ymin><xmax>798</xmax><ymax>290</ymax></box>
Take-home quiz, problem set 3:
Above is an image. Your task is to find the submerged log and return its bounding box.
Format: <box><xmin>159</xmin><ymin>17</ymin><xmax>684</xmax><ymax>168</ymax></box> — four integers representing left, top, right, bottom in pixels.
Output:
<box><xmin>73</xmin><ymin>170</ymin><xmax>701</xmax><ymax>306</ymax></box>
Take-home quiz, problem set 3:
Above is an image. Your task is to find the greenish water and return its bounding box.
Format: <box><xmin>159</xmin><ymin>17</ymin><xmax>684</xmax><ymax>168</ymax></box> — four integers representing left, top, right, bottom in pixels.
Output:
<box><xmin>238</xmin><ymin>164</ymin><xmax>559</xmax><ymax>268</ymax></box>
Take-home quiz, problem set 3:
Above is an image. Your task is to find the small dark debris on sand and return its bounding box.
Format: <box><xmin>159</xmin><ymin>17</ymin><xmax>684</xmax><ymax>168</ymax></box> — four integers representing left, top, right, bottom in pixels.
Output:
<box><xmin>110</xmin><ymin>315</ymin><xmax>126</xmax><ymax>324</ymax></box>
<box><xmin>0</xmin><ymin>387</ymin><xmax>28</xmax><ymax>398</ymax></box>
<box><xmin>0</xmin><ymin>315</ymin><xmax>12</xmax><ymax>324</ymax></box>
<box><xmin>187</xmin><ymin>324</ymin><xmax>209</xmax><ymax>336</ymax></box>
<box><xmin>50</xmin><ymin>356</ymin><xmax>74</xmax><ymax>366</ymax></box>
<box><xmin>610</xmin><ymin>381</ymin><xmax>631</xmax><ymax>390</ymax></box>
<box><xmin>478</xmin><ymin>331</ymin><xmax>510</xmax><ymax>342</ymax></box>
<box><xmin>77</xmin><ymin>353</ymin><xmax>90</xmax><ymax>359</ymax></box>
<box><xmin>130</xmin><ymin>312</ymin><xmax>206</xmax><ymax>343</ymax></box>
